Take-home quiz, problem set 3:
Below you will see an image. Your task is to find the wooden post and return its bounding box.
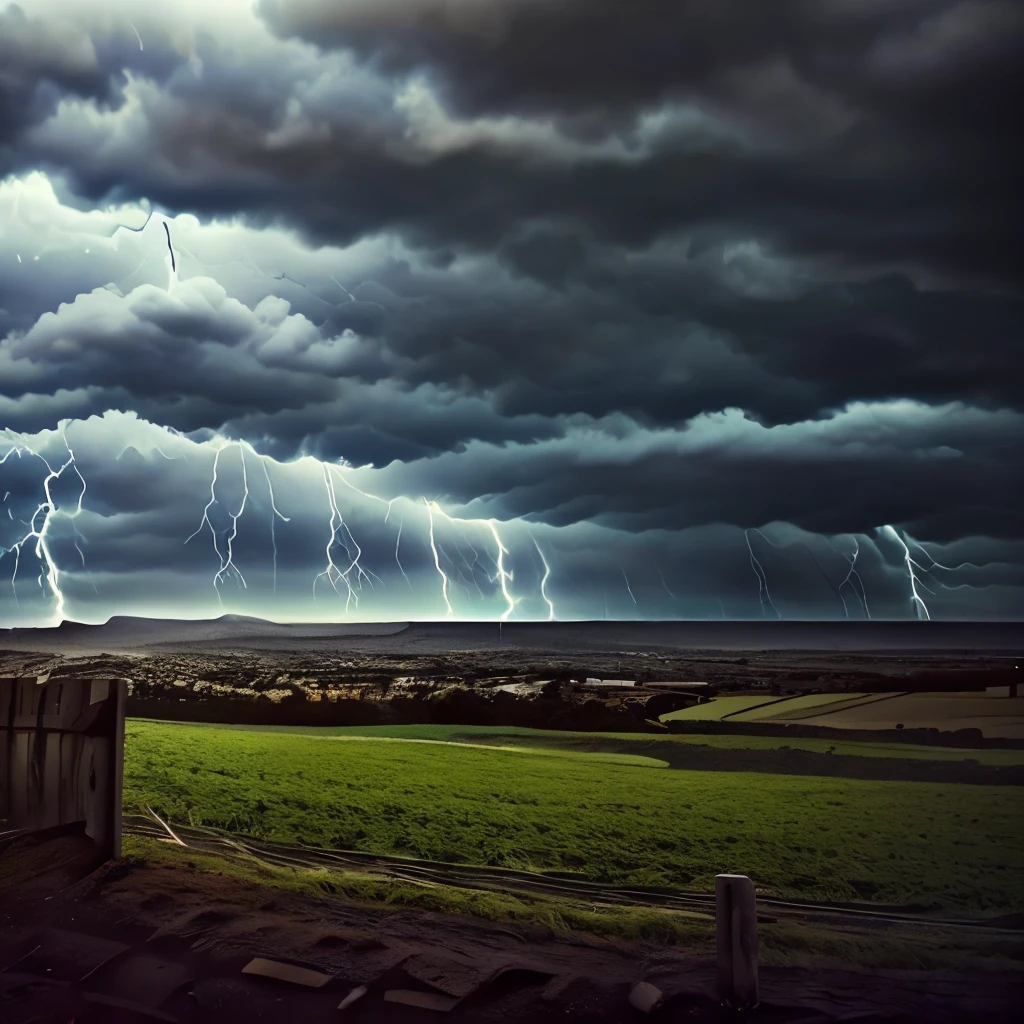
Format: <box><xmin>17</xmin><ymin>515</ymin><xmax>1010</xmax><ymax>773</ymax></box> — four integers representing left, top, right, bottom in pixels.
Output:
<box><xmin>110</xmin><ymin>678</ymin><xmax>126</xmax><ymax>859</ymax></box>
<box><xmin>716</xmin><ymin>873</ymin><xmax>759</xmax><ymax>1010</ymax></box>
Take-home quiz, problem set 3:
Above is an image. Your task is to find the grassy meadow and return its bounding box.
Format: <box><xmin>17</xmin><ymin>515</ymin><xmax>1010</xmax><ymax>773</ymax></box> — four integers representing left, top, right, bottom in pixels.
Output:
<box><xmin>160</xmin><ymin>721</ymin><xmax>1024</xmax><ymax>766</ymax></box>
<box><xmin>124</xmin><ymin>719</ymin><xmax>1024</xmax><ymax>913</ymax></box>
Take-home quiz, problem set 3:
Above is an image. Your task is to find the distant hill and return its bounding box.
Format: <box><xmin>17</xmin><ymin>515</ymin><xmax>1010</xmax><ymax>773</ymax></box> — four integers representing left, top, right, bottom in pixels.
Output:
<box><xmin>0</xmin><ymin>615</ymin><xmax>410</xmax><ymax>654</ymax></box>
<box><xmin>0</xmin><ymin>616</ymin><xmax>1020</xmax><ymax>656</ymax></box>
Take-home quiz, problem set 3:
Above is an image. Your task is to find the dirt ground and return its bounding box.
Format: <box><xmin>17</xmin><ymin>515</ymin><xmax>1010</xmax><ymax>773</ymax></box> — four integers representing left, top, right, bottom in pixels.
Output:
<box><xmin>1</xmin><ymin>834</ymin><xmax>1022</xmax><ymax>1023</ymax></box>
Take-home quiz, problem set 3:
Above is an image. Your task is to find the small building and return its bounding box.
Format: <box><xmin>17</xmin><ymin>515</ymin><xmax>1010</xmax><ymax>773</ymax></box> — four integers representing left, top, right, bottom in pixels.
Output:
<box><xmin>644</xmin><ymin>681</ymin><xmax>710</xmax><ymax>690</ymax></box>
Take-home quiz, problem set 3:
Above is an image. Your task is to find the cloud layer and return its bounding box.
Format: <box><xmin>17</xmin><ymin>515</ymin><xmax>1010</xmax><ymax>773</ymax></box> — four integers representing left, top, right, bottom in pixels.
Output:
<box><xmin>1</xmin><ymin>0</ymin><xmax>1021</xmax><ymax>624</ymax></box>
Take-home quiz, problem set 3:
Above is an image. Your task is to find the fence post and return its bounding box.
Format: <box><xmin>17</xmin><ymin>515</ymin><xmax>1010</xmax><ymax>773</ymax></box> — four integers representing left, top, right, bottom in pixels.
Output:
<box><xmin>716</xmin><ymin>873</ymin><xmax>759</xmax><ymax>1010</ymax></box>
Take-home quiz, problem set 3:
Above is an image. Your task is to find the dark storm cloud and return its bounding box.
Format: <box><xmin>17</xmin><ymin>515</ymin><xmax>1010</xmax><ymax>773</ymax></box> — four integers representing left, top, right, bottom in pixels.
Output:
<box><xmin>351</xmin><ymin>401</ymin><xmax>1024</xmax><ymax>542</ymax></box>
<box><xmin>0</xmin><ymin>4</ymin><xmax>113</xmax><ymax>147</ymax></box>
<box><xmin>0</xmin><ymin>2</ymin><xmax>190</xmax><ymax>157</ymax></box>
<box><xmin>255</xmin><ymin>0</ymin><xmax>1024</xmax><ymax>284</ymax></box>
<box><xmin>1</xmin><ymin>1</ymin><xmax>1022</xmax><ymax>623</ymax></box>
<box><xmin>1</xmin><ymin>0</ymin><xmax>1015</xmax><ymax>286</ymax></box>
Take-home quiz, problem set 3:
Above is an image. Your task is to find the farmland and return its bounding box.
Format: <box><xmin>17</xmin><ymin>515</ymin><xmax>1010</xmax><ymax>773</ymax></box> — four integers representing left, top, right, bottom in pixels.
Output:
<box><xmin>795</xmin><ymin>693</ymin><xmax>1024</xmax><ymax>739</ymax></box>
<box><xmin>661</xmin><ymin>690</ymin><xmax>1024</xmax><ymax>738</ymax></box>
<box><xmin>123</xmin><ymin>720</ymin><xmax>1024</xmax><ymax>913</ymax></box>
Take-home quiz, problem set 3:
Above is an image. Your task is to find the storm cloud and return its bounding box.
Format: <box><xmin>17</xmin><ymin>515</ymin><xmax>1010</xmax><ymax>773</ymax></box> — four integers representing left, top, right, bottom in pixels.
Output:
<box><xmin>1</xmin><ymin>0</ymin><xmax>1021</xmax><ymax>625</ymax></box>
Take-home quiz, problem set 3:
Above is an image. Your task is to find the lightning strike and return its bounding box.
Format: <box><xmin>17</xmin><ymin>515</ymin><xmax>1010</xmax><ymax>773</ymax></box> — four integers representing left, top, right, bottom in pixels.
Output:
<box><xmin>533</xmin><ymin>537</ymin><xmax>555</xmax><ymax>621</ymax></box>
<box><xmin>261</xmin><ymin>458</ymin><xmax>290</xmax><ymax>593</ymax></box>
<box><xmin>0</xmin><ymin>423</ymin><xmax>88</xmax><ymax>623</ymax></box>
<box><xmin>313</xmin><ymin>465</ymin><xmax>364</xmax><ymax>611</ymax></box>
<box><xmin>394</xmin><ymin>517</ymin><xmax>412</xmax><ymax>588</ymax></box>
<box><xmin>162</xmin><ymin>220</ymin><xmax>177</xmax><ymax>289</ymax></box>
<box><xmin>882</xmin><ymin>525</ymin><xmax>930</xmax><ymax>620</ymax></box>
<box><xmin>424</xmin><ymin>499</ymin><xmax>453</xmax><ymax>617</ymax></box>
<box><xmin>214</xmin><ymin>445</ymin><xmax>249</xmax><ymax>591</ymax></box>
<box><xmin>744</xmin><ymin>529</ymin><xmax>781</xmax><ymax>619</ymax></box>
<box><xmin>621</xmin><ymin>566</ymin><xmax>637</xmax><ymax>606</ymax></box>
<box><xmin>657</xmin><ymin>568</ymin><xmax>679</xmax><ymax>603</ymax></box>
<box><xmin>903</xmin><ymin>535</ymin><xmax>987</xmax><ymax>591</ymax></box>
<box><xmin>837</xmin><ymin>537</ymin><xmax>871</xmax><ymax>619</ymax></box>
<box><xmin>487</xmin><ymin>520</ymin><xmax>516</xmax><ymax>621</ymax></box>
<box><xmin>185</xmin><ymin>445</ymin><xmax>226</xmax><ymax>600</ymax></box>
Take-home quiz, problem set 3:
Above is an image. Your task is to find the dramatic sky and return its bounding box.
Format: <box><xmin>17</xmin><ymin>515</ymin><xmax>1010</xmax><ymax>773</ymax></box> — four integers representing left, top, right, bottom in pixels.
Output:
<box><xmin>1</xmin><ymin>0</ymin><xmax>1022</xmax><ymax>626</ymax></box>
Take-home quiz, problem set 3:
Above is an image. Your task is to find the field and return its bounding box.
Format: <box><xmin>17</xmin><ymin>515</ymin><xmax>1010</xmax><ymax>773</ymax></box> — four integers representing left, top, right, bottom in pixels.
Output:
<box><xmin>165</xmin><ymin>721</ymin><xmax>1024</xmax><ymax>766</ymax></box>
<box><xmin>796</xmin><ymin>693</ymin><xmax>1024</xmax><ymax>739</ymax></box>
<box><xmin>660</xmin><ymin>695</ymin><xmax>786</xmax><ymax>720</ymax></box>
<box><xmin>123</xmin><ymin>720</ymin><xmax>1024</xmax><ymax>912</ymax></box>
<box><xmin>661</xmin><ymin>690</ymin><xmax>1024</xmax><ymax>737</ymax></box>
<box><xmin>660</xmin><ymin>693</ymin><xmax>874</xmax><ymax>723</ymax></box>
<box><xmin>728</xmin><ymin>692</ymin><xmax>883</xmax><ymax>721</ymax></box>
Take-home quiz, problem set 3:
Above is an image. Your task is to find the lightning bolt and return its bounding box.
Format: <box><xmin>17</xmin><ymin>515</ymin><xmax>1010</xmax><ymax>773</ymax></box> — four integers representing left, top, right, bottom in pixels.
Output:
<box><xmin>533</xmin><ymin>536</ymin><xmax>555</xmax><ymax>621</ymax></box>
<box><xmin>882</xmin><ymin>525</ymin><xmax>931</xmax><ymax>620</ymax></box>
<box><xmin>186</xmin><ymin>439</ymin><xmax>293</xmax><ymax>600</ymax></box>
<box><xmin>0</xmin><ymin>422</ymin><xmax>88</xmax><ymax>623</ymax></box>
<box><xmin>903</xmin><ymin>535</ymin><xmax>987</xmax><ymax>588</ymax></box>
<box><xmin>215</xmin><ymin>444</ymin><xmax>248</xmax><ymax>591</ymax></box>
<box><xmin>313</xmin><ymin>464</ymin><xmax>384</xmax><ymax>611</ymax></box>
<box><xmin>185</xmin><ymin>445</ymin><xmax>227</xmax><ymax>600</ymax></box>
<box><xmin>393</xmin><ymin>517</ymin><xmax>412</xmax><ymax>588</ymax></box>
<box><xmin>837</xmin><ymin>537</ymin><xmax>871</xmax><ymax>619</ymax></box>
<box><xmin>260</xmin><ymin>457</ymin><xmax>290</xmax><ymax>593</ymax></box>
<box><xmin>487</xmin><ymin>520</ymin><xmax>516</xmax><ymax>621</ymax></box>
<box><xmin>621</xmin><ymin>565</ymin><xmax>638</xmax><ymax>607</ymax></box>
<box><xmin>884</xmin><ymin>530</ymin><xmax>989</xmax><ymax>616</ymax></box>
<box><xmin>657</xmin><ymin>568</ymin><xmax>679</xmax><ymax>603</ymax></box>
<box><xmin>424</xmin><ymin>498</ymin><xmax>453</xmax><ymax>617</ymax></box>
<box><xmin>314</xmin><ymin>463</ymin><xmax>349</xmax><ymax>605</ymax></box>
<box><xmin>163</xmin><ymin>221</ymin><xmax>177</xmax><ymax>279</ymax></box>
<box><xmin>744</xmin><ymin>528</ymin><xmax>781</xmax><ymax>619</ymax></box>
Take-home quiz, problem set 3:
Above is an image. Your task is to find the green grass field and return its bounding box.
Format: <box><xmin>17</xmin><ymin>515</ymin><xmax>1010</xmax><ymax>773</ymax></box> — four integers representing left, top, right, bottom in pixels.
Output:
<box><xmin>124</xmin><ymin>720</ymin><xmax>1024</xmax><ymax>912</ymax></box>
<box><xmin>729</xmin><ymin>693</ymin><xmax>875</xmax><ymax>721</ymax></box>
<box><xmin>659</xmin><ymin>692</ymin><xmax>894</xmax><ymax>723</ymax></box>
<box><xmin>157</xmin><ymin>721</ymin><xmax>1024</xmax><ymax>766</ymax></box>
<box><xmin>660</xmin><ymin>695</ymin><xmax>784</xmax><ymax>720</ymax></box>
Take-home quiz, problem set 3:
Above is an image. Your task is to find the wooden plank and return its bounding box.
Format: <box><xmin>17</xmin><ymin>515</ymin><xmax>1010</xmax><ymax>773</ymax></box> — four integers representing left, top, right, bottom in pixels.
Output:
<box><xmin>12</xmin><ymin>677</ymin><xmax>43</xmax><ymax>728</ymax></box>
<box><xmin>83</xmin><ymin>739</ymin><xmax>111</xmax><ymax>851</ymax></box>
<box><xmin>384</xmin><ymin>989</ymin><xmax>460</xmax><ymax>1012</ymax></box>
<box><xmin>111</xmin><ymin>679</ymin><xmax>125</xmax><ymax>857</ymax></box>
<box><xmin>9</xmin><ymin>732</ymin><xmax>30</xmax><ymax>825</ymax></box>
<box><xmin>0</xmin><ymin>677</ymin><xmax>14</xmax><ymax>722</ymax></box>
<box><xmin>241</xmin><ymin>957</ymin><xmax>333</xmax><ymax>988</ymax></box>
<box><xmin>59</xmin><ymin>732</ymin><xmax>84</xmax><ymax>823</ymax></box>
<box><xmin>39</xmin><ymin>731</ymin><xmax>62</xmax><ymax>830</ymax></box>
<box><xmin>0</xmin><ymin>728</ymin><xmax>8</xmax><ymax>821</ymax></box>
